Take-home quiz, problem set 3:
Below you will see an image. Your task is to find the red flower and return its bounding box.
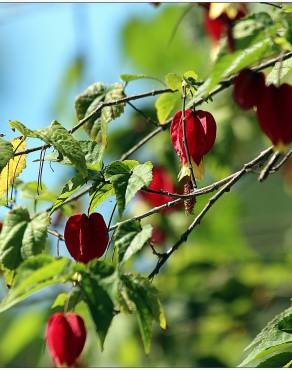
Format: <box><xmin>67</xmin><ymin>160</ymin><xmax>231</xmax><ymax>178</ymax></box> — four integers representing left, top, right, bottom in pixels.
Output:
<box><xmin>140</xmin><ymin>167</ymin><xmax>175</xmax><ymax>206</ymax></box>
<box><xmin>233</xmin><ymin>69</ymin><xmax>265</xmax><ymax>110</ymax></box>
<box><xmin>256</xmin><ymin>83</ymin><xmax>292</xmax><ymax>149</ymax></box>
<box><xmin>0</xmin><ymin>222</ymin><xmax>2</xmax><ymax>233</ymax></box>
<box><xmin>46</xmin><ymin>312</ymin><xmax>86</xmax><ymax>367</ymax></box>
<box><xmin>170</xmin><ymin>109</ymin><xmax>216</xmax><ymax>179</ymax></box>
<box><xmin>64</xmin><ymin>213</ymin><xmax>109</xmax><ymax>263</ymax></box>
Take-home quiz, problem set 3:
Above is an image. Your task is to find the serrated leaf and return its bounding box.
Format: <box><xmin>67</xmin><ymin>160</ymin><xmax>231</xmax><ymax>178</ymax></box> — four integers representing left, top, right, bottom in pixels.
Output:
<box><xmin>266</xmin><ymin>57</ymin><xmax>292</xmax><ymax>85</ymax></box>
<box><xmin>88</xmin><ymin>183</ymin><xmax>114</xmax><ymax>214</ymax></box>
<box><xmin>50</xmin><ymin>175</ymin><xmax>85</xmax><ymax>215</ymax></box>
<box><xmin>116</xmin><ymin>221</ymin><xmax>153</xmax><ymax>263</ymax></box>
<box><xmin>0</xmin><ymin>256</ymin><xmax>72</xmax><ymax>313</ymax></box>
<box><xmin>21</xmin><ymin>212</ymin><xmax>49</xmax><ymax>259</ymax></box>
<box><xmin>0</xmin><ymin>138</ymin><xmax>13</xmax><ymax>172</ymax></box>
<box><xmin>121</xmin><ymin>274</ymin><xmax>165</xmax><ymax>353</ymax></box>
<box><xmin>165</xmin><ymin>73</ymin><xmax>182</xmax><ymax>90</ymax></box>
<box><xmin>155</xmin><ymin>91</ymin><xmax>180</xmax><ymax>124</ymax></box>
<box><xmin>76</xmin><ymin>82</ymin><xmax>125</xmax><ymax>144</ymax></box>
<box><xmin>240</xmin><ymin>305</ymin><xmax>292</xmax><ymax>367</ymax></box>
<box><xmin>9</xmin><ymin>121</ymin><xmax>37</xmax><ymax>138</ymax></box>
<box><xmin>0</xmin><ymin>208</ymin><xmax>49</xmax><ymax>269</ymax></box>
<box><xmin>126</xmin><ymin>161</ymin><xmax>153</xmax><ymax>205</ymax></box>
<box><xmin>82</xmin><ymin>274</ymin><xmax>114</xmax><ymax>350</ymax></box>
<box><xmin>0</xmin><ymin>138</ymin><xmax>26</xmax><ymax>200</ymax></box>
<box><xmin>79</xmin><ymin>140</ymin><xmax>102</xmax><ymax>170</ymax></box>
<box><xmin>35</xmin><ymin>121</ymin><xmax>87</xmax><ymax>177</ymax></box>
<box><xmin>105</xmin><ymin>160</ymin><xmax>152</xmax><ymax>216</ymax></box>
<box><xmin>195</xmin><ymin>35</ymin><xmax>275</xmax><ymax>99</ymax></box>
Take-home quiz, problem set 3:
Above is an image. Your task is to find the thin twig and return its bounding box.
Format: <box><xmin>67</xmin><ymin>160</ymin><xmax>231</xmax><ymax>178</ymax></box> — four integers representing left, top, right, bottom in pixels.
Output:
<box><xmin>148</xmin><ymin>147</ymin><xmax>273</xmax><ymax>279</ymax></box>
<box><xmin>258</xmin><ymin>150</ymin><xmax>281</xmax><ymax>182</ymax></box>
<box><xmin>48</xmin><ymin>228</ymin><xmax>65</xmax><ymax>241</ymax></box>
<box><xmin>126</xmin><ymin>101</ymin><xmax>158</xmax><ymax>127</ymax></box>
<box><xmin>270</xmin><ymin>149</ymin><xmax>292</xmax><ymax>172</ymax></box>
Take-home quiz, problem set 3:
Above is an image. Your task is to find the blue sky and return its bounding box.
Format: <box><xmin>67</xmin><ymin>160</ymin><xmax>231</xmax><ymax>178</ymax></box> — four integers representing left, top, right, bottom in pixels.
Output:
<box><xmin>0</xmin><ymin>3</ymin><xmax>156</xmax><ymax>221</ymax></box>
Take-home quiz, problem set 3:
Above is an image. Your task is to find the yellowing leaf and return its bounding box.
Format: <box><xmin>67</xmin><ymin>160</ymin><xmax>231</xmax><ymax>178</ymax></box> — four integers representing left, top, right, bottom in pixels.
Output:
<box><xmin>0</xmin><ymin>138</ymin><xmax>26</xmax><ymax>200</ymax></box>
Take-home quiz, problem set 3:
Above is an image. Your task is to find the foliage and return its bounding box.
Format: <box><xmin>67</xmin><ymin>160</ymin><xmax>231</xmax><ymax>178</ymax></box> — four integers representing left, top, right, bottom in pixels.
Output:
<box><xmin>0</xmin><ymin>2</ymin><xmax>292</xmax><ymax>368</ymax></box>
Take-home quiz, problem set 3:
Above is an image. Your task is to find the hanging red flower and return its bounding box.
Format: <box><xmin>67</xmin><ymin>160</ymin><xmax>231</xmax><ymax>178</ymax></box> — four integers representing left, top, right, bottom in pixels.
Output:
<box><xmin>64</xmin><ymin>213</ymin><xmax>109</xmax><ymax>263</ymax></box>
<box><xmin>46</xmin><ymin>312</ymin><xmax>86</xmax><ymax>367</ymax></box>
<box><xmin>170</xmin><ymin>109</ymin><xmax>217</xmax><ymax>180</ymax></box>
<box><xmin>233</xmin><ymin>69</ymin><xmax>266</xmax><ymax>110</ymax></box>
<box><xmin>256</xmin><ymin>83</ymin><xmax>292</xmax><ymax>150</ymax></box>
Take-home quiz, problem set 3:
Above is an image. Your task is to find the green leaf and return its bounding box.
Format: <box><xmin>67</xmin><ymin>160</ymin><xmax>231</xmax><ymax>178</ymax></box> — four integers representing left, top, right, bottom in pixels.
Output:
<box><xmin>240</xmin><ymin>306</ymin><xmax>292</xmax><ymax>367</ymax></box>
<box><xmin>155</xmin><ymin>91</ymin><xmax>180</xmax><ymax>124</ymax></box>
<box><xmin>76</xmin><ymin>82</ymin><xmax>125</xmax><ymax>145</ymax></box>
<box><xmin>165</xmin><ymin>73</ymin><xmax>182</xmax><ymax>90</ymax></box>
<box><xmin>88</xmin><ymin>183</ymin><xmax>114</xmax><ymax>214</ymax></box>
<box><xmin>75</xmin><ymin>82</ymin><xmax>106</xmax><ymax>123</ymax></box>
<box><xmin>9</xmin><ymin>120</ymin><xmax>37</xmax><ymax>138</ymax></box>
<box><xmin>196</xmin><ymin>35</ymin><xmax>275</xmax><ymax>99</ymax></box>
<box><xmin>50</xmin><ymin>175</ymin><xmax>85</xmax><ymax>215</ymax></box>
<box><xmin>21</xmin><ymin>212</ymin><xmax>49</xmax><ymax>259</ymax></box>
<box><xmin>0</xmin><ymin>208</ymin><xmax>49</xmax><ymax>269</ymax></box>
<box><xmin>0</xmin><ymin>138</ymin><xmax>13</xmax><ymax>172</ymax></box>
<box><xmin>35</xmin><ymin>121</ymin><xmax>87</xmax><ymax>177</ymax></box>
<box><xmin>79</xmin><ymin>140</ymin><xmax>102</xmax><ymax>170</ymax></box>
<box><xmin>0</xmin><ymin>256</ymin><xmax>72</xmax><ymax>313</ymax></box>
<box><xmin>266</xmin><ymin>57</ymin><xmax>292</xmax><ymax>85</ymax></box>
<box><xmin>115</xmin><ymin>221</ymin><xmax>153</xmax><ymax>263</ymax></box>
<box><xmin>51</xmin><ymin>289</ymin><xmax>81</xmax><ymax>312</ymax></box>
<box><xmin>233</xmin><ymin>12</ymin><xmax>273</xmax><ymax>41</ymax></box>
<box><xmin>82</xmin><ymin>274</ymin><xmax>114</xmax><ymax>350</ymax></box>
<box><xmin>121</xmin><ymin>274</ymin><xmax>166</xmax><ymax>353</ymax></box>
<box><xmin>120</xmin><ymin>73</ymin><xmax>163</xmax><ymax>84</ymax></box>
<box><xmin>105</xmin><ymin>160</ymin><xmax>153</xmax><ymax>216</ymax></box>
<box><xmin>126</xmin><ymin>161</ymin><xmax>153</xmax><ymax>205</ymax></box>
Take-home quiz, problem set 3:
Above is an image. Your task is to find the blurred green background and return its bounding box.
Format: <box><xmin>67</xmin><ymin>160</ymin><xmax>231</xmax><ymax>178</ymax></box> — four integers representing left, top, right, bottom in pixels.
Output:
<box><xmin>0</xmin><ymin>3</ymin><xmax>291</xmax><ymax>367</ymax></box>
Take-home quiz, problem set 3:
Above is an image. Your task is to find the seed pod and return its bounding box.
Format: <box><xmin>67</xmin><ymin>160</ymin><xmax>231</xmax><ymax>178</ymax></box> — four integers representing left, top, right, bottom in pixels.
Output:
<box><xmin>64</xmin><ymin>213</ymin><xmax>109</xmax><ymax>263</ymax></box>
<box><xmin>183</xmin><ymin>179</ymin><xmax>195</xmax><ymax>215</ymax></box>
<box><xmin>46</xmin><ymin>312</ymin><xmax>86</xmax><ymax>367</ymax></box>
<box><xmin>256</xmin><ymin>83</ymin><xmax>292</xmax><ymax>150</ymax></box>
<box><xmin>170</xmin><ymin>109</ymin><xmax>217</xmax><ymax>180</ymax></box>
<box><xmin>233</xmin><ymin>69</ymin><xmax>265</xmax><ymax>110</ymax></box>
<box><xmin>140</xmin><ymin>166</ymin><xmax>180</xmax><ymax>213</ymax></box>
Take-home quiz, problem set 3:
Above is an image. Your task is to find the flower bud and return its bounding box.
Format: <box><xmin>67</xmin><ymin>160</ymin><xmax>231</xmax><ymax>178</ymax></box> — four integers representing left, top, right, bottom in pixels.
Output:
<box><xmin>64</xmin><ymin>213</ymin><xmax>109</xmax><ymax>263</ymax></box>
<box><xmin>46</xmin><ymin>312</ymin><xmax>86</xmax><ymax>367</ymax></box>
<box><xmin>233</xmin><ymin>69</ymin><xmax>265</xmax><ymax>110</ymax></box>
<box><xmin>170</xmin><ymin>109</ymin><xmax>217</xmax><ymax>180</ymax></box>
<box><xmin>256</xmin><ymin>83</ymin><xmax>292</xmax><ymax>150</ymax></box>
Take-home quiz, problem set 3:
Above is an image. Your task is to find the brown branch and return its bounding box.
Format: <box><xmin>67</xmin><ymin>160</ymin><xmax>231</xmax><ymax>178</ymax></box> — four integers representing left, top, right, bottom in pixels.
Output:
<box><xmin>258</xmin><ymin>150</ymin><xmax>281</xmax><ymax>182</ymax></box>
<box><xmin>14</xmin><ymin>88</ymin><xmax>174</xmax><ymax>158</ymax></box>
<box><xmin>148</xmin><ymin>146</ymin><xmax>274</xmax><ymax>279</ymax></box>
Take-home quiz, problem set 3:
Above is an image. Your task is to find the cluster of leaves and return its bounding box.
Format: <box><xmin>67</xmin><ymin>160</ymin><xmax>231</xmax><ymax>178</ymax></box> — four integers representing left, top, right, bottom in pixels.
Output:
<box><xmin>0</xmin><ymin>2</ymin><xmax>292</xmax><ymax>367</ymax></box>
